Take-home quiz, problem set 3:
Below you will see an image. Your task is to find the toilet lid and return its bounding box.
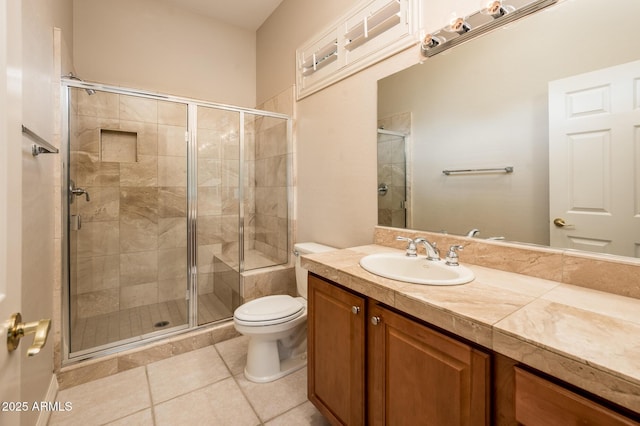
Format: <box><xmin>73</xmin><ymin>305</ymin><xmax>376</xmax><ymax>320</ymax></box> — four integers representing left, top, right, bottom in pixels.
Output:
<box><xmin>234</xmin><ymin>295</ymin><xmax>304</xmax><ymax>324</ymax></box>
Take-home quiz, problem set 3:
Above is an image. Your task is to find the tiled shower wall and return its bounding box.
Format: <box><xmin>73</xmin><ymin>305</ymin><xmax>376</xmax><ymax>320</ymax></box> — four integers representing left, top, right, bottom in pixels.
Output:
<box><xmin>70</xmin><ymin>89</ymin><xmax>189</xmax><ymax>320</ymax></box>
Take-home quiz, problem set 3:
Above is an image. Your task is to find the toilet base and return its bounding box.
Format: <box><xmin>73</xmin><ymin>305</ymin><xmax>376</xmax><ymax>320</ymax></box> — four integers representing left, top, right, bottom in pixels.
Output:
<box><xmin>242</xmin><ymin>320</ymin><xmax>307</xmax><ymax>383</ymax></box>
<box><xmin>244</xmin><ymin>351</ymin><xmax>307</xmax><ymax>383</ymax></box>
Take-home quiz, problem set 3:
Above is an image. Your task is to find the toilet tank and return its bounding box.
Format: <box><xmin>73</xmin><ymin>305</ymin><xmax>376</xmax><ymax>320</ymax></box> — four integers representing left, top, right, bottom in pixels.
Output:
<box><xmin>294</xmin><ymin>242</ymin><xmax>336</xmax><ymax>299</ymax></box>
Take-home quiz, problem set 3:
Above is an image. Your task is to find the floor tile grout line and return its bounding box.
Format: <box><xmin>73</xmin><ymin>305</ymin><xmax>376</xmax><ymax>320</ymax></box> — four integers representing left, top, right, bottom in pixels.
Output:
<box><xmin>146</xmin><ymin>344</ymin><xmax>236</xmax><ymax>407</ymax></box>
<box><xmin>213</xmin><ymin>338</ymin><xmax>314</xmax><ymax>425</ymax></box>
<box><xmin>97</xmin><ymin>408</ymin><xmax>151</xmax><ymax>426</ymax></box>
<box><xmin>144</xmin><ymin>365</ymin><xmax>158</xmax><ymax>425</ymax></box>
<box><xmin>150</xmin><ymin>374</ymin><xmax>236</xmax><ymax>408</ymax></box>
<box><xmin>212</xmin><ymin>339</ymin><xmax>265</xmax><ymax>424</ymax></box>
<box><xmin>262</xmin><ymin>399</ymin><xmax>312</xmax><ymax>425</ymax></box>
<box><xmin>230</xmin><ymin>371</ymin><xmax>266</xmax><ymax>425</ymax></box>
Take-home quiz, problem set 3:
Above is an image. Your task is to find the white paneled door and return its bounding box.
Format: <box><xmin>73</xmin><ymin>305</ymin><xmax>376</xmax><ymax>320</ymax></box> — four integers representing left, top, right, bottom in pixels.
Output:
<box><xmin>549</xmin><ymin>60</ymin><xmax>640</xmax><ymax>257</ymax></box>
<box><xmin>0</xmin><ymin>0</ymin><xmax>24</xmax><ymax>425</ymax></box>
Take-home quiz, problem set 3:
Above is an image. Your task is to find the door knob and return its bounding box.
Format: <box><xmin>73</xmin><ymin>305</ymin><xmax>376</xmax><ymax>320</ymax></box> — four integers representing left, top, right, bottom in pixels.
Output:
<box><xmin>6</xmin><ymin>313</ymin><xmax>51</xmax><ymax>357</ymax></box>
<box><xmin>371</xmin><ymin>316</ymin><xmax>381</xmax><ymax>325</ymax></box>
<box><xmin>553</xmin><ymin>217</ymin><xmax>574</xmax><ymax>228</ymax></box>
<box><xmin>351</xmin><ymin>306</ymin><xmax>360</xmax><ymax>314</ymax></box>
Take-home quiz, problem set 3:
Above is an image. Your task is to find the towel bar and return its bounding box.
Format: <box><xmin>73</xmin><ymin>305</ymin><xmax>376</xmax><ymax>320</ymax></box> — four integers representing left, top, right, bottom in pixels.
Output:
<box><xmin>22</xmin><ymin>125</ymin><xmax>59</xmax><ymax>156</ymax></box>
<box><xmin>442</xmin><ymin>166</ymin><xmax>513</xmax><ymax>175</ymax></box>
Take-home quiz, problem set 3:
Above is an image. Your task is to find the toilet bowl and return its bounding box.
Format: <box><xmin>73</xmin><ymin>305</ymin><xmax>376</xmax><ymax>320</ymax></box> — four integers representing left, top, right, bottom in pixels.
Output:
<box><xmin>233</xmin><ymin>242</ymin><xmax>335</xmax><ymax>383</ymax></box>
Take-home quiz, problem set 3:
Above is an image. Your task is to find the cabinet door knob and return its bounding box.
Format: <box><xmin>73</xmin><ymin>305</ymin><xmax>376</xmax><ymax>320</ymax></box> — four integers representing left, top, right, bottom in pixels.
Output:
<box><xmin>351</xmin><ymin>306</ymin><xmax>360</xmax><ymax>314</ymax></box>
<box><xmin>371</xmin><ymin>316</ymin><xmax>381</xmax><ymax>325</ymax></box>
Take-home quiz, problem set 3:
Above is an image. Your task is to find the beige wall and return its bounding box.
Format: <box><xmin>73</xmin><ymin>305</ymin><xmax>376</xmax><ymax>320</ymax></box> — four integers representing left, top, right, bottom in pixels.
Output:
<box><xmin>257</xmin><ymin>0</ymin><xmax>418</xmax><ymax>248</ymax></box>
<box><xmin>53</xmin><ymin>0</ymin><xmax>73</xmax><ymax>68</ymax></box>
<box><xmin>74</xmin><ymin>0</ymin><xmax>256</xmax><ymax>107</ymax></box>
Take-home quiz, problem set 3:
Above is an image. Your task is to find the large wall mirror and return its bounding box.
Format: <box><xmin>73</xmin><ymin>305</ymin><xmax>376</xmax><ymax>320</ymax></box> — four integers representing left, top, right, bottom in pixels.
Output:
<box><xmin>377</xmin><ymin>0</ymin><xmax>640</xmax><ymax>259</ymax></box>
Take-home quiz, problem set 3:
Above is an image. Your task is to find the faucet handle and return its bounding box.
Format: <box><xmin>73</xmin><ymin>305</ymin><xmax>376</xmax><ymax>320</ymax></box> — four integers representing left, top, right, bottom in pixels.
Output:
<box><xmin>445</xmin><ymin>245</ymin><xmax>464</xmax><ymax>266</ymax></box>
<box><xmin>396</xmin><ymin>236</ymin><xmax>417</xmax><ymax>257</ymax></box>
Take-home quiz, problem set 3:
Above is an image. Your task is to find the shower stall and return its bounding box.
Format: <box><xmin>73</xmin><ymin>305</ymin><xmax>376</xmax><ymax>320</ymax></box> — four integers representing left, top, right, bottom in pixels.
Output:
<box><xmin>62</xmin><ymin>80</ymin><xmax>291</xmax><ymax>361</ymax></box>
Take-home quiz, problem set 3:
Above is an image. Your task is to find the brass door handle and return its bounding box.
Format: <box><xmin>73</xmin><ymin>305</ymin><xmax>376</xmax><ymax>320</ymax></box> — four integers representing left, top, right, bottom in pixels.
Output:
<box><xmin>6</xmin><ymin>313</ymin><xmax>51</xmax><ymax>357</ymax></box>
<box><xmin>553</xmin><ymin>218</ymin><xmax>574</xmax><ymax>228</ymax></box>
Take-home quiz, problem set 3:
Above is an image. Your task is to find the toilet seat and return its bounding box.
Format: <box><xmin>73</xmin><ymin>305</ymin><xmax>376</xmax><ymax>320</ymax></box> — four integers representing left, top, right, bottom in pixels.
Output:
<box><xmin>234</xmin><ymin>295</ymin><xmax>304</xmax><ymax>326</ymax></box>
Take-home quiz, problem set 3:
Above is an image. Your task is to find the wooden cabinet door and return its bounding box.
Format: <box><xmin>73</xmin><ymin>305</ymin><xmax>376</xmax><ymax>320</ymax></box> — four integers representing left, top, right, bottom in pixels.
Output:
<box><xmin>308</xmin><ymin>274</ymin><xmax>366</xmax><ymax>425</ymax></box>
<box><xmin>368</xmin><ymin>302</ymin><xmax>490</xmax><ymax>426</ymax></box>
<box><xmin>515</xmin><ymin>368</ymin><xmax>640</xmax><ymax>426</ymax></box>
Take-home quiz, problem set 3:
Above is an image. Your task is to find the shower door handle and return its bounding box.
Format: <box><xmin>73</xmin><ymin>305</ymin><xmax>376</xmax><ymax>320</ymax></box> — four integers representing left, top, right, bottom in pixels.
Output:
<box><xmin>69</xmin><ymin>180</ymin><xmax>90</xmax><ymax>203</ymax></box>
<box><xmin>70</xmin><ymin>187</ymin><xmax>90</xmax><ymax>202</ymax></box>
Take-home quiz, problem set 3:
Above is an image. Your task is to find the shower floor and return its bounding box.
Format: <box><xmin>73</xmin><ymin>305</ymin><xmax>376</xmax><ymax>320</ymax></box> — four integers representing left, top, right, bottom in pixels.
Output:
<box><xmin>70</xmin><ymin>292</ymin><xmax>232</xmax><ymax>353</ymax></box>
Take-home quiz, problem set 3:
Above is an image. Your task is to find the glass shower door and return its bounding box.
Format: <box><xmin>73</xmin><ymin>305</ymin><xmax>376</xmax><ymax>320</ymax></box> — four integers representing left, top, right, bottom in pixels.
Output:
<box><xmin>67</xmin><ymin>87</ymin><xmax>189</xmax><ymax>355</ymax></box>
<box><xmin>195</xmin><ymin>106</ymin><xmax>240</xmax><ymax>326</ymax></box>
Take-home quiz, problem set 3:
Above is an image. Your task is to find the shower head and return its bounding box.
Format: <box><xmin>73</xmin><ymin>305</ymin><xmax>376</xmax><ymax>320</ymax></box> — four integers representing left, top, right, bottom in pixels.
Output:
<box><xmin>63</xmin><ymin>72</ymin><xmax>96</xmax><ymax>95</ymax></box>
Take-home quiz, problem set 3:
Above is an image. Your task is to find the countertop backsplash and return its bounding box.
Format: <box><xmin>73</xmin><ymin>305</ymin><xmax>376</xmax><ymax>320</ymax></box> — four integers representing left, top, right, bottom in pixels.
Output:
<box><xmin>374</xmin><ymin>226</ymin><xmax>640</xmax><ymax>300</ymax></box>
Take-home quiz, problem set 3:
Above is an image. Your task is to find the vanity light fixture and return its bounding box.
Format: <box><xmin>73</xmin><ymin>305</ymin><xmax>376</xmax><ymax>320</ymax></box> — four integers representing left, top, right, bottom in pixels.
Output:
<box><xmin>448</xmin><ymin>17</ymin><xmax>471</xmax><ymax>35</ymax></box>
<box><xmin>420</xmin><ymin>0</ymin><xmax>558</xmax><ymax>57</ymax></box>
<box><xmin>422</xmin><ymin>34</ymin><xmax>441</xmax><ymax>49</ymax></box>
<box><xmin>484</xmin><ymin>0</ymin><xmax>507</xmax><ymax>18</ymax></box>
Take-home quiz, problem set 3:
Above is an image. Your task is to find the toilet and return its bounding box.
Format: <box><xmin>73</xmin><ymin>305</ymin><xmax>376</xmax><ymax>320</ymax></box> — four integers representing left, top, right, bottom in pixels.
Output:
<box><xmin>233</xmin><ymin>242</ymin><xmax>335</xmax><ymax>383</ymax></box>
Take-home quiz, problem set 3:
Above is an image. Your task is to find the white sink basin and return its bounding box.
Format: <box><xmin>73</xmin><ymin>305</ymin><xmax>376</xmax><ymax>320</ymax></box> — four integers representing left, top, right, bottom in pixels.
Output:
<box><xmin>359</xmin><ymin>253</ymin><xmax>474</xmax><ymax>286</ymax></box>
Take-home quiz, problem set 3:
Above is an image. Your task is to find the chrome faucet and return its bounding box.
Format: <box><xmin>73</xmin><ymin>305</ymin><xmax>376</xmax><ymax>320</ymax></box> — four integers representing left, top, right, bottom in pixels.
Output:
<box><xmin>414</xmin><ymin>237</ymin><xmax>440</xmax><ymax>261</ymax></box>
<box><xmin>396</xmin><ymin>236</ymin><xmax>418</xmax><ymax>257</ymax></box>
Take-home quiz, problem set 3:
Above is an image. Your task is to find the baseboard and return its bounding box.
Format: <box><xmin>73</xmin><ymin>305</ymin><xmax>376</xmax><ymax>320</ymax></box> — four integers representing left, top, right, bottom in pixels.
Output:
<box><xmin>36</xmin><ymin>374</ymin><xmax>59</xmax><ymax>426</ymax></box>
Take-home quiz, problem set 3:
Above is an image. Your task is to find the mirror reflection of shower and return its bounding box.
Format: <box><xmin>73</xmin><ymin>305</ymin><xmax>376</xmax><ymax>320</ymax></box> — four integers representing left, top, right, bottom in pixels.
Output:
<box><xmin>376</xmin><ymin>127</ymin><xmax>408</xmax><ymax>228</ymax></box>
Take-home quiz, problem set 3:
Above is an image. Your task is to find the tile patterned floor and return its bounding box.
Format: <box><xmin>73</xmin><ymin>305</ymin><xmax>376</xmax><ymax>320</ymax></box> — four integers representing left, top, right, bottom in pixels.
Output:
<box><xmin>49</xmin><ymin>336</ymin><xmax>330</xmax><ymax>425</ymax></box>
<box><xmin>71</xmin><ymin>293</ymin><xmax>232</xmax><ymax>353</ymax></box>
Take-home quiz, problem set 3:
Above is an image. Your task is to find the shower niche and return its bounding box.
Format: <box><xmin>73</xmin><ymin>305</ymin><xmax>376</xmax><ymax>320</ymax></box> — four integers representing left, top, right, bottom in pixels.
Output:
<box><xmin>99</xmin><ymin>129</ymin><xmax>138</xmax><ymax>163</ymax></box>
<box><xmin>63</xmin><ymin>83</ymin><xmax>291</xmax><ymax>360</ymax></box>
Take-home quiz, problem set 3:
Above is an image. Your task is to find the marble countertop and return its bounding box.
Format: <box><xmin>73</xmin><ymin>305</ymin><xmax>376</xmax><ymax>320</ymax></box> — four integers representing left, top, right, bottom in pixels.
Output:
<box><xmin>301</xmin><ymin>244</ymin><xmax>640</xmax><ymax>414</ymax></box>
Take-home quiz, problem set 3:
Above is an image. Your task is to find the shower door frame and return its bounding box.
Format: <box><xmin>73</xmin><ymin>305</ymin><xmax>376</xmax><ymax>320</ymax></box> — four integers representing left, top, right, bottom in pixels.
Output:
<box><xmin>61</xmin><ymin>80</ymin><xmax>292</xmax><ymax>364</ymax></box>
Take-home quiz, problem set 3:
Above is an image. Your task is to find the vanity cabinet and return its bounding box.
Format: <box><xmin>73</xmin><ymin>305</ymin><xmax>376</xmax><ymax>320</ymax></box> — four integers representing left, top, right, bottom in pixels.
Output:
<box><xmin>308</xmin><ymin>273</ymin><xmax>490</xmax><ymax>425</ymax></box>
<box><xmin>515</xmin><ymin>368</ymin><xmax>640</xmax><ymax>426</ymax></box>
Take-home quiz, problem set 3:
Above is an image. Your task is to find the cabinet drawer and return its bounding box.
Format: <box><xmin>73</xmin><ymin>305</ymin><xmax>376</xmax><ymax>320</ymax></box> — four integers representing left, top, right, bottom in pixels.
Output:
<box><xmin>515</xmin><ymin>367</ymin><xmax>639</xmax><ymax>426</ymax></box>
